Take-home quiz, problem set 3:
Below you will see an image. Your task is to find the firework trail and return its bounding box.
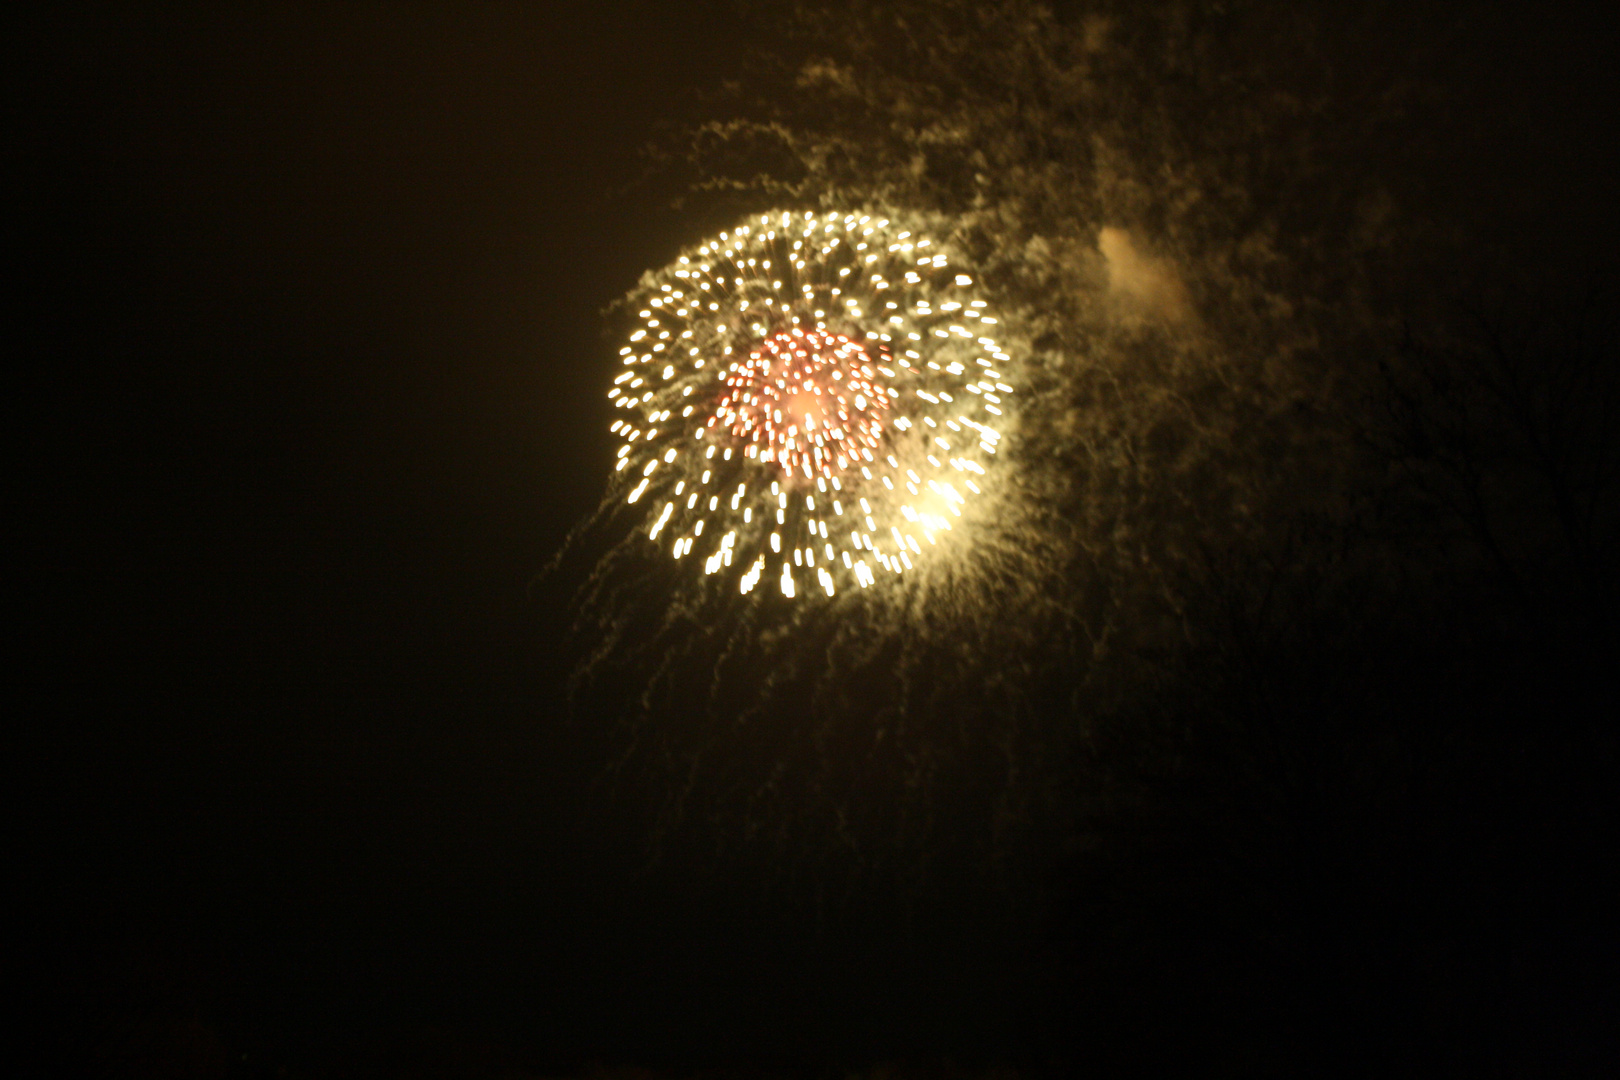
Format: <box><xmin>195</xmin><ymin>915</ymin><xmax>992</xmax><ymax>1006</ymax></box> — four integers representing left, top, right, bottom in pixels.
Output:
<box><xmin>604</xmin><ymin>209</ymin><xmax>1015</xmax><ymax>600</ymax></box>
<box><xmin>547</xmin><ymin>209</ymin><xmax>1076</xmax><ymax>887</ymax></box>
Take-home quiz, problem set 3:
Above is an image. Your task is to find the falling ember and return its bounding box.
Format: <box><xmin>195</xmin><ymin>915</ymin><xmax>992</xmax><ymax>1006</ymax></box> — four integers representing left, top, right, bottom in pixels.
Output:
<box><xmin>601</xmin><ymin>209</ymin><xmax>1014</xmax><ymax>598</ymax></box>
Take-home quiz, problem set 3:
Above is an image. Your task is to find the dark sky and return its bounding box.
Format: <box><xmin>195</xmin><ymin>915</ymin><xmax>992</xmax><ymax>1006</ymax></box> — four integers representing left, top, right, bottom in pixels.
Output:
<box><xmin>19</xmin><ymin>2</ymin><xmax>742</xmax><ymax>682</ymax></box>
<box><xmin>14</xmin><ymin>4</ymin><xmax>1620</xmax><ymax>1076</ymax></box>
<box><xmin>16</xmin><ymin>4</ymin><xmax>925</xmax><ymax>1073</ymax></box>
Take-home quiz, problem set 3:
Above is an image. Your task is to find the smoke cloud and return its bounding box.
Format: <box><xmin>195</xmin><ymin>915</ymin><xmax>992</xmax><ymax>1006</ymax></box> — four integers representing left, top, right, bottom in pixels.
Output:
<box><xmin>1098</xmin><ymin>226</ymin><xmax>1190</xmax><ymax>325</ymax></box>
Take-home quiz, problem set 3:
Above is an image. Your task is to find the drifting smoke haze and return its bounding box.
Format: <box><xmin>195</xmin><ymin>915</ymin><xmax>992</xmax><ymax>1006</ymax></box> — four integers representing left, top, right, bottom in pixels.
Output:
<box><xmin>565</xmin><ymin>0</ymin><xmax>1434</xmax><ymax>895</ymax></box>
<box><xmin>1097</xmin><ymin>226</ymin><xmax>1191</xmax><ymax>325</ymax></box>
<box><xmin>558</xmin><ymin>1</ymin><xmax>1618</xmax><ymax>988</ymax></box>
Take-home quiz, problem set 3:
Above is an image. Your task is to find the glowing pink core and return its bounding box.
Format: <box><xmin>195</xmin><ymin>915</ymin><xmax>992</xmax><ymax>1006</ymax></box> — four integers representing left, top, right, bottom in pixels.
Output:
<box><xmin>709</xmin><ymin>328</ymin><xmax>890</xmax><ymax>481</ymax></box>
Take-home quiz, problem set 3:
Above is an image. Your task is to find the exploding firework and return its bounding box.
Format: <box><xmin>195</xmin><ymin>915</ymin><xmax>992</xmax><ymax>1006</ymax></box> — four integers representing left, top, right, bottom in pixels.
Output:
<box><xmin>605</xmin><ymin>209</ymin><xmax>1014</xmax><ymax>598</ymax></box>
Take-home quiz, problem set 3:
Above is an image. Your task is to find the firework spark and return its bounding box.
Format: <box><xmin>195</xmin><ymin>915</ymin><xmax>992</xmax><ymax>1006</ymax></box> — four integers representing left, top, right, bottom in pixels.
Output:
<box><xmin>605</xmin><ymin>210</ymin><xmax>1013</xmax><ymax>598</ymax></box>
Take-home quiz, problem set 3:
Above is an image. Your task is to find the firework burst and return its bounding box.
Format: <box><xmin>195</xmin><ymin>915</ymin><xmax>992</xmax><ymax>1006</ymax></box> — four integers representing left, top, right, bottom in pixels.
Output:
<box><xmin>606</xmin><ymin>209</ymin><xmax>1014</xmax><ymax>599</ymax></box>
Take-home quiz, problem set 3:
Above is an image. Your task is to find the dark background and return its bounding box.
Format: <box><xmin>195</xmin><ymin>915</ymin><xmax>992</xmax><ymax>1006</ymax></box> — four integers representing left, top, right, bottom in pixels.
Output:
<box><xmin>14</xmin><ymin>4</ymin><xmax>870</xmax><ymax>1075</ymax></box>
<box><xmin>12</xmin><ymin>3</ymin><xmax>1620</xmax><ymax>1077</ymax></box>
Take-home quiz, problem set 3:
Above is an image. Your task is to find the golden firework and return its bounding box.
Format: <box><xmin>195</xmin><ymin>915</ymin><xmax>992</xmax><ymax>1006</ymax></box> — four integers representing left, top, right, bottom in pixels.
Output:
<box><xmin>607</xmin><ymin>210</ymin><xmax>1012</xmax><ymax>597</ymax></box>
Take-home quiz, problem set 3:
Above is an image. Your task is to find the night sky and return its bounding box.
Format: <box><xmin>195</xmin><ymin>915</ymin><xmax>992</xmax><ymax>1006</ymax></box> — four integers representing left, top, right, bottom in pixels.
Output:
<box><xmin>14</xmin><ymin>3</ymin><xmax>1620</xmax><ymax>1077</ymax></box>
<box><xmin>17</xmin><ymin>4</ymin><xmax>817</xmax><ymax>1073</ymax></box>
